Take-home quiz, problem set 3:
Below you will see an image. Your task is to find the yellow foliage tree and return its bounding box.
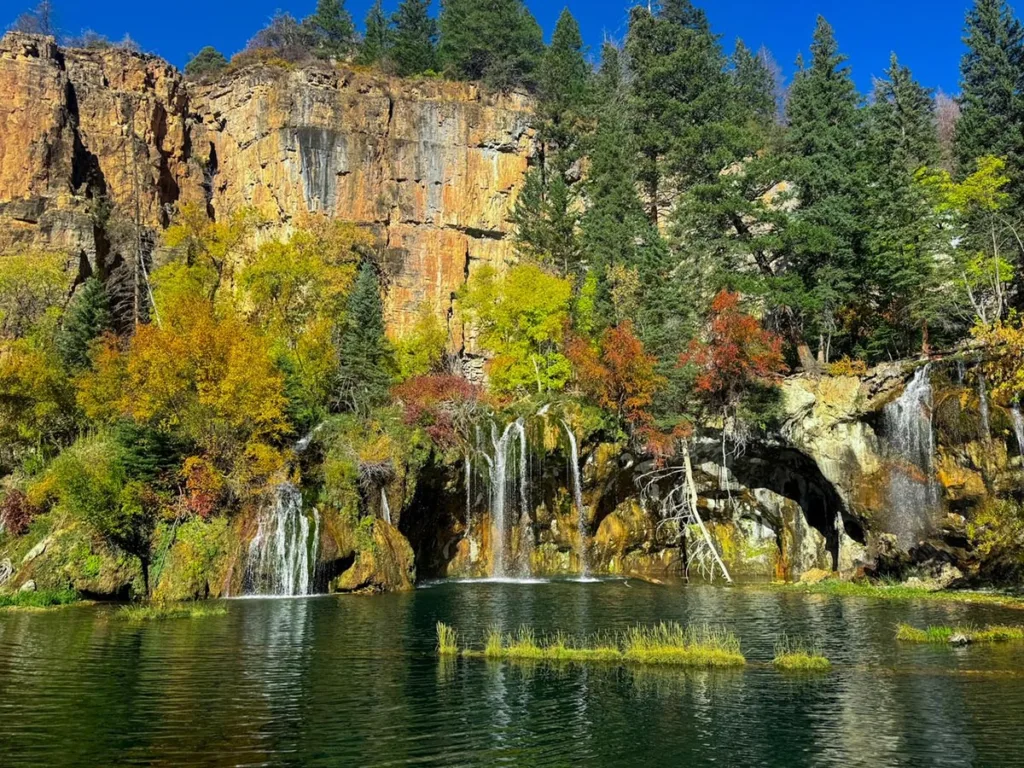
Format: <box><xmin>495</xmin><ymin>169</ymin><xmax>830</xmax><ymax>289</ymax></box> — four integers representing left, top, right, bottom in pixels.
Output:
<box><xmin>459</xmin><ymin>264</ymin><xmax>573</xmax><ymax>395</ymax></box>
<box><xmin>77</xmin><ymin>298</ymin><xmax>289</xmax><ymax>485</ymax></box>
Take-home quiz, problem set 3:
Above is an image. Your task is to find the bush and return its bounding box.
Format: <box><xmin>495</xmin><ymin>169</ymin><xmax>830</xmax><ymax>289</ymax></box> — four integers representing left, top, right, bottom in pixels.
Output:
<box><xmin>0</xmin><ymin>489</ymin><xmax>39</xmax><ymax>536</ymax></box>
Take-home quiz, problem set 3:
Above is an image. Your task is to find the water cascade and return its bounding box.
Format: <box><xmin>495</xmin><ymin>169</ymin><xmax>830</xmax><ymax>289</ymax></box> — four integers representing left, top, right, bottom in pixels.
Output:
<box><xmin>1012</xmin><ymin>406</ymin><xmax>1024</xmax><ymax>464</ymax></box>
<box><xmin>883</xmin><ymin>366</ymin><xmax>940</xmax><ymax>549</ymax></box>
<box><xmin>979</xmin><ymin>374</ymin><xmax>991</xmax><ymax>442</ymax></box>
<box><xmin>562</xmin><ymin>421</ymin><xmax>590</xmax><ymax>576</ymax></box>
<box><xmin>482</xmin><ymin>419</ymin><xmax>531</xmax><ymax>578</ymax></box>
<box><xmin>245</xmin><ymin>482</ymin><xmax>320</xmax><ymax>596</ymax></box>
<box><xmin>464</xmin><ymin>456</ymin><xmax>473</xmax><ymax>540</ymax></box>
<box><xmin>380</xmin><ymin>489</ymin><xmax>392</xmax><ymax>526</ymax></box>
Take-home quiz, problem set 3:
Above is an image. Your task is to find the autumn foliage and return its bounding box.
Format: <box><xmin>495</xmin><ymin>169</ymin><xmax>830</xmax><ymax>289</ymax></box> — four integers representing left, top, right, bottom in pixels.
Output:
<box><xmin>0</xmin><ymin>489</ymin><xmax>38</xmax><ymax>536</ymax></box>
<box><xmin>680</xmin><ymin>291</ymin><xmax>787</xmax><ymax>412</ymax></box>
<box><xmin>567</xmin><ymin>321</ymin><xmax>664</xmax><ymax>429</ymax></box>
<box><xmin>393</xmin><ymin>374</ymin><xmax>484</xmax><ymax>450</ymax></box>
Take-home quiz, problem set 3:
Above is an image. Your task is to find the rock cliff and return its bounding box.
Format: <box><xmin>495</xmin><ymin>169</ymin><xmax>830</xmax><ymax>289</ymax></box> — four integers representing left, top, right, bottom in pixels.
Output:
<box><xmin>0</xmin><ymin>32</ymin><xmax>534</xmax><ymax>337</ymax></box>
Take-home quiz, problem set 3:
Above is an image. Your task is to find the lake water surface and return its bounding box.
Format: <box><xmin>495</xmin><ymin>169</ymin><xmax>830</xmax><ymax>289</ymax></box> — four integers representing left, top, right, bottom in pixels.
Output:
<box><xmin>3</xmin><ymin>580</ymin><xmax>1024</xmax><ymax>766</ymax></box>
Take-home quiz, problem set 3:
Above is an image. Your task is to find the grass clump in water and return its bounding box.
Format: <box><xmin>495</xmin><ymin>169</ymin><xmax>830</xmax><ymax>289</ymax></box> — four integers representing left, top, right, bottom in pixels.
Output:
<box><xmin>896</xmin><ymin>623</ymin><xmax>1024</xmax><ymax>644</ymax></box>
<box><xmin>448</xmin><ymin>623</ymin><xmax>745</xmax><ymax>668</ymax></box>
<box><xmin>436</xmin><ymin>622</ymin><xmax>459</xmax><ymax>656</ymax></box>
<box><xmin>0</xmin><ymin>589</ymin><xmax>79</xmax><ymax>610</ymax></box>
<box><xmin>117</xmin><ymin>603</ymin><xmax>228</xmax><ymax>622</ymax></box>
<box><xmin>773</xmin><ymin>635</ymin><xmax>831</xmax><ymax>671</ymax></box>
<box><xmin>767</xmin><ymin>580</ymin><xmax>1024</xmax><ymax>610</ymax></box>
<box><xmin>620</xmin><ymin>623</ymin><xmax>746</xmax><ymax>668</ymax></box>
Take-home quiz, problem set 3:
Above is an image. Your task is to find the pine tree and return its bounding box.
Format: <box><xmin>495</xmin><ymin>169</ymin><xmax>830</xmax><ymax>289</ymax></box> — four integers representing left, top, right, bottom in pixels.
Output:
<box><xmin>510</xmin><ymin>9</ymin><xmax>590</xmax><ymax>277</ymax></box>
<box><xmin>335</xmin><ymin>262</ymin><xmax>395</xmax><ymax>413</ymax></box>
<box><xmin>955</xmin><ymin>0</ymin><xmax>1024</xmax><ymax>175</ymax></box>
<box><xmin>306</xmin><ymin>0</ymin><xmax>356</xmax><ymax>59</ymax></box>
<box><xmin>58</xmin><ymin>278</ymin><xmax>112</xmax><ymax>372</ymax></box>
<box><xmin>732</xmin><ymin>40</ymin><xmax>776</xmax><ymax>128</ymax></box>
<box><xmin>438</xmin><ymin>0</ymin><xmax>544</xmax><ymax>91</ymax></box>
<box><xmin>391</xmin><ymin>0</ymin><xmax>439</xmax><ymax>77</ymax></box>
<box><xmin>624</xmin><ymin>4</ymin><xmax>734</xmax><ymax>224</ymax></box>
<box><xmin>783</xmin><ymin>16</ymin><xmax>867</xmax><ymax>361</ymax></box>
<box><xmin>537</xmin><ymin>9</ymin><xmax>590</xmax><ymax>166</ymax></box>
<box><xmin>864</xmin><ymin>55</ymin><xmax>944</xmax><ymax>357</ymax></box>
<box><xmin>510</xmin><ymin>169</ymin><xmax>581</xmax><ymax>275</ymax></box>
<box><xmin>358</xmin><ymin>0</ymin><xmax>391</xmax><ymax>67</ymax></box>
<box><xmin>184</xmin><ymin>47</ymin><xmax>228</xmax><ymax>79</ymax></box>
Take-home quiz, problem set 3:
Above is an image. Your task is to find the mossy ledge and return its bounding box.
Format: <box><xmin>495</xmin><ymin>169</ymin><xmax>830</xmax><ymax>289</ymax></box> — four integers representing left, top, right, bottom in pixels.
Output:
<box><xmin>438</xmin><ymin>622</ymin><xmax>747</xmax><ymax>668</ymax></box>
<box><xmin>895</xmin><ymin>623</ymin><xmax>1024</xmax><ymax>645</ymax></box>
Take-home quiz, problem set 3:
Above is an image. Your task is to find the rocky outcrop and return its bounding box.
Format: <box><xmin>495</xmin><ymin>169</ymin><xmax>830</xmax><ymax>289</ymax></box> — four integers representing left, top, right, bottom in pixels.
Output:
<box><xmin>0</xmin><ymin>32</ymin><xmax>534</xmax><ymax>338</ymax></box>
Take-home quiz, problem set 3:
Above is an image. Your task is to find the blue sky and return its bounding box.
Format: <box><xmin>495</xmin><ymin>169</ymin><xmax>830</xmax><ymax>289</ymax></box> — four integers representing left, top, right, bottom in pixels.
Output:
<box><xmin>5</xmin><ymin>0</ymin><xmax>976</xmax><ymax>94</ymax></box>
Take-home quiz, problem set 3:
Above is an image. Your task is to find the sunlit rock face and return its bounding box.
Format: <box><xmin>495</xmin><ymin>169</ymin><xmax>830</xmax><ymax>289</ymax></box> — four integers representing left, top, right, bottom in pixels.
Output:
<box><xmin>0</xmin><ymin>32</ymin><xmax>535</xmax><ymax>340</ymax></box>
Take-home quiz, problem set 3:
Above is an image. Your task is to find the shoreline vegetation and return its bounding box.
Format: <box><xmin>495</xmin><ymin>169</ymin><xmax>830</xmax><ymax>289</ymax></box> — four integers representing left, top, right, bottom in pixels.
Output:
<box><xmin>0</xmin><ymin>589</ymin><xmax>80</xmax><ymax>611</ymax></box>
<box><xmin>438</xmin><ymin>622</ymin><xmax>747</xmax><ymax>668</ymax></box>
<box><xmin>896</xmin><ymin>623</ymin><xmax>1024</xmax><ymax>645</ymax></box>
<box><xmin>763</xmin><ymin>581</ymin><xmax>1024</xmax><ymax>610</ymax></box>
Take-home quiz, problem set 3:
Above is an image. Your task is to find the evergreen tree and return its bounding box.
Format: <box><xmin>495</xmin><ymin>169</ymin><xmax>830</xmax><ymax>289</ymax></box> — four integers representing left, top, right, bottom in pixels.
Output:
<box><xmin>510</xmin><ymin>169</ymin><xmax>581</xmax><ymax>275</ymax></box>
<box><xmin>438</xmin><ymin>0</ymin><xmax>544</xmax><ymax>91</ymax></box>
<box><xmin>732</xmin><ymin>40</ymin><xmax>776</xmax><ymax>128</ymax></box>
<box><xmin>955</xmin><ymin>0</ymin><xmax>1024</xmax><ymax>175</ymax></box>
<box><xmin>624</xmin><ymin>4</ymin><xmax>734</xmax><ymax>224</ymax></box>
<box><xmin>57</xmin><ymin>278</ymin><xmax>112</xmax><ymax>372</ymax></box>
<box><xmin>184</xmin><ymin>46</ymin><xmax>228</xmax><ymax>79</ymax></box>
<box><xmin>537</xmin><ymin>9</ymin><xmax>591</xmax><ymax>166</ymax></box>
<box><xmin>306</xmin><ymin>0</ymin><xmax>356</xmax><ymax>59</ymax></box>
<box><xmin>864</xmin><ymin>55</ymin><xmax>945</xmax><ymax>357</ymax></box>
<box><xmin>510</xmin><ymin>9</ymin><xmax>590</xmax><ymax>277</ymax></box>
<box><xmin>336</xmin><ymin>262</ymin><xmax>395</xmax><ymax>413</ymax></box>
<box><xmin>783</xmin><ymin>16</ymin><xmax>867</xmax><ymax>361</ymax></box>
<box><xmin>391</xmin><ymin>0</ymin><xmax>439</xmax><ymax>77</ymax></box>
<box><xmin>358</xmin><ymin>0</ymin><xmax>391</xmax><ymax>66</ymax></box>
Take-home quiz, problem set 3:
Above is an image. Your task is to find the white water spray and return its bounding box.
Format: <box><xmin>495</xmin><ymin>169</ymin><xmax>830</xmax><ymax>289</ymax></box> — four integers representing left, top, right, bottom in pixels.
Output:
<box><xmin>380</xmin><ymin>488</ymin><xmax>392</xmax><ymax>526</ymax></box>
<box><xmin>562</xmin><ymin>421</ymin><xmax>590</xmax><ymax>576</ymax></box>
<box><xmin>883</xmin><ymin>366</ymin><xmax>940</xmax><ymax>549</ymax></box>
<box><xmin>483</xmin><ymin>419</ymin><xmax>531</xmax><ymax>578</ymax></box>
<box><xmin>979</xmin><ymin>375</ymin><xmax>991</xmax><ymax>442</ymax></box>
<box><xmin>1012</xmin><ymin>406</ymin><xmax>1024</xmax><ymax>464</ymax></box>
<box><xmin>245</xmin><ymin>482</ymin><xmax>319</xmax><ymax>596</ymax></box>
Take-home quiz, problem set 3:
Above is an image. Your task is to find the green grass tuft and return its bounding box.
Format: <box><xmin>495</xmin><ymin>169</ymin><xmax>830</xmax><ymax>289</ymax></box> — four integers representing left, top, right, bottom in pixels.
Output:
<box><xmin>451</xmin><ymin>622</ymin><xmax>745</xmax><ymax>668</ymax></box>
<box><xmin>896</xmin><ymin>622</ymin><xmax>1024</xmax><ymax>644</ymax></box>
<box><xmin>620</xmin><ymin>623</ymin><xmax>746</xmax><ymax>668</ymax></box>
<box><xmin>436</xmin><ymin>622</ymin><xmax>459</xmax><ymax>656</ymax></box>
<box><xmin>0</xmin><ymin>589</ymin><xmax>80</xmax><ymax>610</ymax></box>
<box><xmin>766</xmin><ymin>580</ymin><xmax>1024</xmax><ymax>610</ymax></box>
<box><xmin>773</xmin><ymin>634</ymin><xmax>831</xmax><ymax>671</ymax></box>
<box><xmin>116</xmin><ymin>603</ymin><xmax>228</xmax><ymax>622</ymax></box>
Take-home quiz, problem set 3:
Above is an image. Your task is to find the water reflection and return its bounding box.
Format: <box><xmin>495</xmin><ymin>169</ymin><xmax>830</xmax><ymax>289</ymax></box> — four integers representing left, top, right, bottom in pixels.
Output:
<box><xmin>3</xmin><ymin>583</ymin><xmax>1024</xmax><ymax>766</ymax></box>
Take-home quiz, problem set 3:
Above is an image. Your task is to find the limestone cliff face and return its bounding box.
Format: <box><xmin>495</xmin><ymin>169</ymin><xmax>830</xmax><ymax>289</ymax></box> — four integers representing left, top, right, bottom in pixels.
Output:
<box><xmin>0</xmin><ymin>32</ymin><xmax>534</xmax><ymax>336</ymax></box>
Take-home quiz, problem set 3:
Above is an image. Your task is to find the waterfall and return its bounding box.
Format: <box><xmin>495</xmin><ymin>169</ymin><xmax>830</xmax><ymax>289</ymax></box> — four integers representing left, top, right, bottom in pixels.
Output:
<box><xmin>1012</xmin><ymin>406</ymin><xmax>1024</xmax><ymax>462</ymax></box>
<box><xmin>245</xmin><ymin>482</ymin><xmax>319</xmax><ymax>596</ymax></box>
<box><xmin>483</xmin><ymin>418</ymin><xmax>531</xmax><ymax>579</ymax></box>
<box><xmin>464</xmin><ymin>456</ymin><xmax>473</xmax><ymax>539</ymax></box>
<box><xmin>883</xmin><ymin>366</ymin><xmax>940</xmax><ymax>549</ymax></box>
<box><xmin>380</xmin><ymin>488</ymin><xmax>392</xmax><ymax>526</ymax></box>
<box><xmin>979</xmin><ymin>375</ymin><xmax>991</xmax><ymax>442</ymax></box>
<box><xmin>562</xmin><ymin>421</ymin><xmax>590</xmax><ymax>576</ymax></box>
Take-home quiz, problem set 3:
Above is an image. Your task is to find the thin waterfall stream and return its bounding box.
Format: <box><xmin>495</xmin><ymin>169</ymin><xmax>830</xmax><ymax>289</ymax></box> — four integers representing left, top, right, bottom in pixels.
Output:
<box><xmin>562</xmin><ymin>421</ymin><xmax>590</xmax><ymax>576</ymax></box>
<box><xmin>883</xmin><ymin>365</ymin><xmax>940</xmax><ymax>549</ymax></box>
